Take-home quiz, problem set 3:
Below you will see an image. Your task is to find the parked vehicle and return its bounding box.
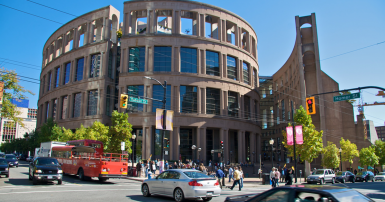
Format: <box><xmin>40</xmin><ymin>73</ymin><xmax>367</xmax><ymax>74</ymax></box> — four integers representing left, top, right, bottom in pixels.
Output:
<box><xmin>26</xmin><ymin>156</ymin><xmax>34</xmax><ymax>162</ymax></box>
<box><xmin>39</xmin><ymin>141</ymin><xmax>66</xmax><ymax>157</ymax></box>
<box><xmin>306</xmin><ymin>169</ymin><xmax>336</xmax><ymax>185</ymax></box>
<box><xmin>224</xmin><ymin>185</ymin><xmax>373</xmax><ymax>202</ymax></box>
<box><xmin>0</xmin><ymin>158</ymin><xmax>9</xmax><ymax>178</ymax></box>
<box><xmin>355</xmin><ymin>171</ymin><xmax>375</xmax><ymax>182</ymax></box>
<box><xmin>141</xmin><ymin>169</ymin><xmax>221</xmax><ymax>202</ymax></box>
<box><xmin>5</xmin><ymin>154</ymin><xmax>19</xmax><ymax>167</ymax></box>
<box><xmin>19</xmin><ymin>154</ymin><xmax>28</xmax><ymax>161</ymax></box>
<box><xmin>375</xmin><ymin>172</ymin><xmax>385</xmax><ymax>181</ymax></box>
<box><xmin>335</xmin><ymin>171</ymin><xmax>355</xmax><ymax>183</ymax></box>
<box><xmin>29</xmin><ymin>157</ymin><xmax>63</xmax><ymax>185</ymax></box>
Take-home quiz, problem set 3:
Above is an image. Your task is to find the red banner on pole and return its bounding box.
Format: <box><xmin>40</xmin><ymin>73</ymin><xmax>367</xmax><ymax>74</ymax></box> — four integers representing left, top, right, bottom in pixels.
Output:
<box><xmin>286</xmin><ymin>126</ymin><xmax>293</xmax><ymax>145</ymax></box>
<box><xmin>295</xmin><ymin>125</ymin><xmax>303</xmax><ymax>145</ymax></box>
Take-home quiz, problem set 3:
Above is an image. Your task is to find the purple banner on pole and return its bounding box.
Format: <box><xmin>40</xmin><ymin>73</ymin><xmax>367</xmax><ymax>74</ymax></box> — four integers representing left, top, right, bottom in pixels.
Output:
<box><xmin>295</xmin><ymin>125</ymin><xmax>303</xmax><ymax>145</ymax></box>
<box><xmin>286</xmin><ymin>126</ymin><xmax>293</xmax><ymax>145</ymax></box>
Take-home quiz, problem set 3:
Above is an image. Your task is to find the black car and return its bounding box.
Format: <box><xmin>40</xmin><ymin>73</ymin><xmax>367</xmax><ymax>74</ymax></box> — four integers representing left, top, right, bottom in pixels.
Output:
<box><xmin>5</xmin><ymin>154</ymin><xmax>19</xmax><ymax>167</ymax></box>
<box><xmin>355</xmin><ymin>171</ymin><xmax>375</xmax><ymax>182</ymax></box>
<box><xmin>0</xmin><ymin>158</ymin><xmax>9</xmax><ymax>178</ymax></box>
<box><xmin>29</xmin><ymin>157</ymin><xmax>63</xmax><ymax>185</ymax></box>
<box><xmin>335</xmin><ymin>171</ymin><xmax>355</xmax><ymax>183</ymax></box>
<box><xmin>224</xmin><ymin>185</ymin><xmax>373</xmax><ymax>202</ymax></box>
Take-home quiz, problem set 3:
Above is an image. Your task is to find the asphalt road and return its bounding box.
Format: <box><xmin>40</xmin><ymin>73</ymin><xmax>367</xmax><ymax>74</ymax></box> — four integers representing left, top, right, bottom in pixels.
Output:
<box><xmin>0</xmin><ymin>161</ymin><xmax>384</xmax><ymax>202</ymax></box>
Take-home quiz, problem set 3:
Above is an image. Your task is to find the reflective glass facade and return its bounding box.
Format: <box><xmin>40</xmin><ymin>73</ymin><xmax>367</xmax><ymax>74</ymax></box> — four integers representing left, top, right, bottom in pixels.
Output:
<box><xmin>206</xmin><ymin>88</ymin><xmax>220</xmax><ymax>115</ymax></box>
<box><xmin>154</xmin><ymin>46</ymin><xmax>171</xmax><ymax>72</ymax></box>
<box><xmin>228</xmin><ymin>91</ymin><xmax>239</xmax><ymax>117</ymax></box>
<box><xmin>180</xmin><ymin>86</ymin><xmax>197</xmax><ymax>113</ymax></box>
<box><xmin>87</xmin><ymin>90</ymin><xmax>98</xmax><ymax>116</ymax></box>
<box><xmin>181</xmin><ymin>48</ymin><xmax>197</xmax><ymax>73</ymax></box>
<box><xmin>243</xmin><ymin>62</ymin><xmax>249</xmax><ymax>84</ymax></box>
<box><xmin>206</xmin><ymin>51</ymin><xmax>219</xmax><ymax>76</ymax></box>
<box><xmin>55</xmin><ymin>67</ymin><xmax>60</xmax><ymax>88</ymax></box>
<box><xmin>227</xmin><ymin>56</ymin><xmax>237</xmax><ymax>80</ymax></box>
<box><xmin>152</xmin><ymin>85</ymin><xmax>171</xmax><ymax>112</ymax></box>
<box><xmin>75</xmin><ymin>58</ymin><xmax>84</xmax><ymax>81</ymax></box>
<box><xmin>90</xmin><ymin>54</ymin><xmax>101</xmax><ymax>78</ymax></box>
<box><xmin>129</xmin><ymin>47</ymin><xmax>145</xmax><ymax>72</ymax></box>
<box><xmin>73</xmin><ymin>93</ymin><xmax>82</xmax><ymax>118</ymax></box>
<box><xmin>64</xmin><ymin>62</ymin><xmax>71</xmax><ymax>85</ymax></box>
<box><xmin>127</xmin><ymin>85</ymin><xmax>144</xmax><ymax>113</ymax></box>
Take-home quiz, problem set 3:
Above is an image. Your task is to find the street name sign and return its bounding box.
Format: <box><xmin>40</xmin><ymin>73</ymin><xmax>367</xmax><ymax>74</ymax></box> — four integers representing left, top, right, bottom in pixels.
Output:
<box><xmin>129</xmin><ymin>97</ymin><xmax>148</xmax><ymax>104</ymax></box>
<box><xmin>333</xmin><ymin>93</ymin><xmax>360</xmax><ymax>102</ymax></box>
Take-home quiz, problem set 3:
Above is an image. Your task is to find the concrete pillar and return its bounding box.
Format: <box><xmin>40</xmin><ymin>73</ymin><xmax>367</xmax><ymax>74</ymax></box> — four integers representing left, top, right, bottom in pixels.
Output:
<box><xmin>201</xmin><ymin>50</ymin><xmax>206</xmax><ymax>75</ymax></box>
<box><xmin>220</xmin><ymin>89</ymin><xmax>224</xmax><ymax>115</ymax></box>
<box><xmin>123</xmin><ymin>12</ymin><xmax>129</xmax><ymax>35</ymax></box>
<box><xmin>223</xmin><ymin>90</ymin><xmax>228</xmax><ymax>116</ymax></box>
<box><xmin>200</xmin><ymin>14</ymin><xmax>205</xmax><ymax>37</ymax></box>
<box><xmin>219</xmin><ymin>53</ymin><xmax>223</xmax><ymax>78</ymax></box>
<box><xmin>201</xmin><ymin>88</ymin><xmax>206</xmax><ymax>114</ymax></box>
<box><xmin>238</xmin><ymin>93</ymin><xmax>242</xmax><ymax>119</ymax></box>
<box><xmin>145</xmin><ymin>85</ymin><xmax>152</xmax><ymax>113</ymax></box>
<box><xmin>174</xmin><ymin>46</ymin><xmax>180</xmax><ymax>72</ymax></box>
<box><xmin>222</xmin><ymin>20</ymin><xmax>226</xmax><ymax>42</ymax></box>
<box><xmin>200</xmin><ymin>127</ymin><xmax>206</xmax><ymax>163</ymax></box>
<box><xmin>217</xmin><ymin>17</ymin><xmax>222</xmax><ymax>41</ymax></box>
<box><xmin>172</xmin><ymin>126</ymin><xmax>180</xmax><ymax>160</ymax></box>
<box><xmin>89</xmin><ymin>22</ymin><xmax>95</xmax><ymax>43</ymax></box>
<box><xmin>61</xmin><ymin>34</ymin><xmax>66</xmax><ymax>54</ymax></box>
<box><xmin>223</xmin><ymin>54</ymin><xmax>227</xmax><ymax>78</ymax></box>
<box><xmin>73</xmin><ymin>27</ymin><xmax>79</xmax><ymax>49</ymax></box>
<box><xmin>174</xmin><ymin>85</ymin><xmax>180</xmax><ymax>113</ymax></box>
<box><xmin>84</xmin><ymin>23</ymin><xmax>90</xmax><ymax>46</ymax></box>
<box><xmin>69</xmin><ymin>60</ymin><xmax>75</xmax><ymax>84</ymax></box>
<box><xmin>223</xmin><ymin>129</ymin><xmax>229</xmax><ymax>163</ymax></box>
<box><xmin>237</xmin><ymin>130</ymin><xmax>243</xmax><ymax>163</ymax></box>
<box><xmin>102</xmin><ymin>17</ymin><xmax>107</xmax><ymax>40</ymax></box>
<box><xmin>67</xmin><ymin>94</ymin><xmax>72</xmax><ymax>118</ymax></box>
<box><xmin>147</xmin><ymin>46</ymin><xmax>154</xmax><ymax>72</ymax></box>
<box><xmin>105</xmin><ymin>18</ymin><xmax>111</xmax><ymax>40</ymax></box>
<box><xmin>81</xmin><ymin>91</ymin><xmax>87</xmax><ymax>117</ymax></box>
<box><xmin>239</xmin><ymin>59</ymin><xmax>243</xmax><ymax>83</ymax></box>
<box><xmin>99</xmin><ymin>51</ymin><xmax>105</xmax><ymax>77</ymax></box>
<box><xmin>174</xmin><ymin>10</ymin><xmax>180</xmax><ymax>34</ymax></box>
<box><xmin>56</xmin><ymin>97</ymin><xmax>62</xmax><ymax>122</ymax></box>
<box><xmin>197</xmin><ymin>49</ymin><xmax>201</xmax><ymax>74</ymax></box>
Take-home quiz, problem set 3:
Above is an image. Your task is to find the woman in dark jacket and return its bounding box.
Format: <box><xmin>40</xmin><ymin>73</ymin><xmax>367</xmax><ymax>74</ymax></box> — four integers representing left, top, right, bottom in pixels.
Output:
<box><xmin>285</xmin><ymin>168</ymin><xmax>293</xmax><ymax>185</ymax></box>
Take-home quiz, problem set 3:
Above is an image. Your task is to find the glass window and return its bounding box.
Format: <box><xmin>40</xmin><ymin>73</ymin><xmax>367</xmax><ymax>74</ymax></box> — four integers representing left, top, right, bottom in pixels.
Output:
<box><xmin>64</xmin><ymin>62</ymin><xmax>71</xmax><ymax>85</ymax></box>
<box><xmin>152</xmin><ymin>85</ymin><xmax>171</xmax><ymax>112</ymax></box>
<box><xmin>243</xmin><ymin>62</ymin><xmax>249</xmax><ymax>84</ymax></box>
<box><xmin>244</xmin><ymin>96</ymin><xmax>251</xmax><ymax>120</ymax></box>
<box><xmin>61</xmin><ymin>96</ymin><xmax>68</xmax><ymax>119</ymax></box>
<box><xmin>181</xmin><ymin>47</ymin><xmax>197</xmax><ymax>73</ymax></box>
<box><xmin>87</xmin><ymin>90</ymin><xmax>98</xmax><ymax>116</ymax></box>
<box><xmin>254</xmin><ymin>68</ymin><xmax>258</xmax><ymax>87</ymax></box>
<box><xmin>180</xmin><ymin>128</ymin><xmax>193</xmax><ymax>162</ymax></box>
<box><xmin>52</xmin><ymin>99</ymin><xmax>57</xmax><ymax>120</ymax></box>
<box><xmin>90</xmin><ymin>54</ymin><xmax>101</xmax><ymax>78</ymax></box>
<box><xmin>55</xmin><ymin>67</ymin><xmax>60</xmax><ymax>88</ymax></box>
<box><xmin>45</xmin><ymin>102</ymin><xmax>49</xmax><ymax>122</ymax></box>
<box><xmin>127</xmin><ymin>85</ymin><xmax>145</xmax><ymax>113</ymax></box>
<box><xmin>154</xmin><ymin>46</ymin><xmax>171</xmax><ymax>72</ymax></box>
<box><xmin>183</xmin><ymin>171</ymin><xmax>210</xmax><ymax>179</ymax></box>
<box><xmin>180</xmin><ymin>86</ymin><xmax>197</xmax><ymax>113</ymax></box>
<box><xmin>129</xmin><ymin>47</ymin><xmax>145</xmax><ymax>72</ymax></box>
<box><xmin>206</xmin><ymin>88</ymin><xmax>220</xmax><ymax>115</ymax></box>
<box><xmin>47</xmin><ymin>72</ymin><xmax>52</xmax><ymax>91</ymax></box>
<box><xmin>75</xmin><ymin>58</ymin><xmax>84</xmax><ymax>81</ymax></box>
<box><xmin>206</xmin><ymin>51</ymin><xmax>219</xmax><ymax>76</ymax></box>
<box><xmin>106</xmin><ymin>87</ymin><xmax>111</xmax><ymax>116</ymax></box>
<box><xmin>73</xmin><ymin>93</ymin><xmax>82</xmax><ymax>118</ymax></box>
<box><xmin>153</xmin><ymin>129</ymin><xmax>170</xmax><ymax>160</ymax></box>
<box><xmin>228</xmin><ymin>91</ymin><xmax>239</xmax><ymax>117</ymax></box>
<box><xmin>227</xmin><ymin>56</ymin><xmax>237</xmax><ymax>80</ymax></box>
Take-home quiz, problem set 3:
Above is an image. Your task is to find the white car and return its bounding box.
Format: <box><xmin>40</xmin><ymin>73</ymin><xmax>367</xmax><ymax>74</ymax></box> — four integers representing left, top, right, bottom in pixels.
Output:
<box><xmin>375</xmin><ymin>172</ymin><xmax>385</xmax><ymax>181</ymax></box>
<box><xmin>141</xmin><ymin>169</ymin><xmax>221</xmax><ymax>202</ymax></box>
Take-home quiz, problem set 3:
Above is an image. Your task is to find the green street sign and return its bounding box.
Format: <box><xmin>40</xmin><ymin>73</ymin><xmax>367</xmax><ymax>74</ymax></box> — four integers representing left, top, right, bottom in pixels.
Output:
<box><xmin>129</xmin><ymin>97</ymin><xmax>148</xmax><ymax>104</ymax></box>
<box><xmin>333</xmin><ymin>93</ymin><xmax>360</xmax><ymax>102</ymax></box>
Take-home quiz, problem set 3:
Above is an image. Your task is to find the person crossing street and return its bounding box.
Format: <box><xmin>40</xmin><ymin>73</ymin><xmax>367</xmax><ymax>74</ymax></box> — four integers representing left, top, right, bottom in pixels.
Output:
<box><xmin>230</xmin><ymin>167</ymin><xmax>242</xmax><ymax>191</ymax></box>
<box><xmin>216</xmin><ymin>167</ymin><xmax>225</xmax><ymax>189</ymax></box>
<box><xmin>228</xmin><ymin>166</ymin><xmax>234</xmax><ymax>182</ymax></box>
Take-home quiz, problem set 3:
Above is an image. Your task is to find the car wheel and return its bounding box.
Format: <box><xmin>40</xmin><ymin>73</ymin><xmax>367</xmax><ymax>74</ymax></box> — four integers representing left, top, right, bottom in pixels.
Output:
<box><xmin>332</xmin><ymin>178</ymin><xmax>335</xmax><ymax>184</ymax></box>
<box><xmin>142</xmin><ymin>184</ymin><xmax>151</xmax><ymax>197</ymax></box>
<box><xmin>342</xmin><ymin>178</ymin><xmax>345</xmax><ymax>183</ymax></box>
<box><xmin>58</xmin><ymin>179</ymin><xmax>62</xmax><ymax>185</ymax></box>
<box><xmin>32</xmin><ymin>174</ymin><xmax>38</xmax><ymax>185</ymax></box>
<box><xmin>320</xmin><ymin>179</ymin><xmax>324</xmax><ymax>185</ymax></box>
<box><xmin>78</xmin><ymin>168</ymin><xmax>85</xmax><ymax>181</ymax></box>
<box><xmin>202</xmin><ymin>197</ymin><xmax>213</xmax><ymax>201</ymax></box>
<box><xmin>174</xmin><ymin>188</ymin><xmax>185</xmax><ymax>202</ymax></box>
<box><xmin>99</xmin><ymin>177</ymin><xmax>107</xmax><ymax>182</ymax></box>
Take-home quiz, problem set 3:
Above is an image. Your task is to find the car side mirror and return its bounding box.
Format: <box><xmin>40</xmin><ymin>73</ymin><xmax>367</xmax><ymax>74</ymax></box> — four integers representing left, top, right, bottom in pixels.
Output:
<box><xmin>320</xmin><ymin>197</ymin><xmax>329</xmax><ymax>202</ymax></box>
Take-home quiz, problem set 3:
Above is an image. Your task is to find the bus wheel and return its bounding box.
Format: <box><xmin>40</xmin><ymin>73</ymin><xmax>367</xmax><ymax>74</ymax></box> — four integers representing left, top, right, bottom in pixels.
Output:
<box><xmin>58</xmin><ymin>179</ymin><xmax>62</xmax><ymax>185</ymax></box>
<box><xmin>78</xmin><ymin>168</ymin><xmax>85</xmax><ymax>181</ymax></box>
<box><xmin>99</xmin><ymin>177</ymin><xmax>107</xmax><ymax>182</ymax></box>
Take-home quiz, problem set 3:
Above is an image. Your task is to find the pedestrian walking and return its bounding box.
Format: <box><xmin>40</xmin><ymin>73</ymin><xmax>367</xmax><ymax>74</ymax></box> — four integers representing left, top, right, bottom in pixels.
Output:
<box><xmin>136</xmin><ymin>161</ymin><xmax>142</xmax><ymax>177</ymax></box>
<box><xmin>230</xmin><ymin>167</ymin><xmax>241</xmax><ymax>191</ymax></box>
<box><xmin>354</xmin><ymin>169</ymin><xmax>357</xmax><ymax>175</ymax></box>
<box><xmin>270</xmin><ymin>167</ymin><xmax>277</xmax><ymax>187</ymax></box>
<box><xmin>275</xmin><ymin>168</ymin><xmax>280</xmax><ymax>186</ymax></box>
<box><xmin>151</xmin><ymin>161</ymin><xmax>156</xmax><ymax>174</ymax></box>
<box><xmin>239</xmin><ymin>166</ymin><xmax>244</xmax><ymax>189</ymax></box>
<box><xmin>228</xmin><ymin>166</ymin><xmax>234</xmax><ymax>182</ymax></box>
<box><xmin>285</xmin><ymin>168</ymin><xmax>293</xmax><ymax>185</ymax></box>
<box><xmin>165</xmin><ymin>161</ymin><xmax>169</xmax><ymax>170</ymax></box>
<box><xmin>216</xmin><ymin>167</ymin><xmax>225</xmax><ymax>189</ymax></box>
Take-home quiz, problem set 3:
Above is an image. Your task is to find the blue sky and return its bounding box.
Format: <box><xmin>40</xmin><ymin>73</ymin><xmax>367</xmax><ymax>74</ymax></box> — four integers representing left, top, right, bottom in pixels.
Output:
<box><xmin>0</xmin><ymin>0</ymin><xmax>384</xmax><ymax>126</ymax></box>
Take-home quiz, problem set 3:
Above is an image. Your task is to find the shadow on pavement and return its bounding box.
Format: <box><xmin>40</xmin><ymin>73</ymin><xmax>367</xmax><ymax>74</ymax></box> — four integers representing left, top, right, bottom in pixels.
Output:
<box><xmin>62</xmin><ymin>174</ymin><xmax>115</xmax><ymax>185</ymax></box>
<box><xmin>126</xmin><ymin>195</ymin><xmax>203</xmax><ymax>202</ymax></box>
<box><xmin>366</xmin><ymin>193</ymin><xmax>385</xmax><ymax>200</ymax></box>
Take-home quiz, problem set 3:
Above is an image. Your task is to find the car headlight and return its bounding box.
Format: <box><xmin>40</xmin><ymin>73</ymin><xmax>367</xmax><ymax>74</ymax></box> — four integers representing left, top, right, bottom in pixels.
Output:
<box><xmin>58</xmin><ymin>170</ymin><xmax>63</xmax><ymax>174</ymax></box>
<box><xmin>35</xmin><ymin>170</ymin><xmax>43</xmax><ymax>173</ymax></box>
<box><xmin>15</xmin><ymin>161</ymin><xmax>18</xmax><ymax>164</ymax></box>
<box><xmin>5</xmin><ymin>168</ymin><xmax>8</xmax><ymax>171</ymax></box>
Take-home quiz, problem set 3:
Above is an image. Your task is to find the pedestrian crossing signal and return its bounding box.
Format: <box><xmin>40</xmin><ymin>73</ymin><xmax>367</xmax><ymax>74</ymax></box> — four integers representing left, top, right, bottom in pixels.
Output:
<box><xmin>306</xmin><ymin>97</ymin><xmax>316</xmax><ymax>115</ymax></box>
<box><xmin>120</xmin><ymin>94</ymin><xmax>128</xmax><ymax>108</ymax></box>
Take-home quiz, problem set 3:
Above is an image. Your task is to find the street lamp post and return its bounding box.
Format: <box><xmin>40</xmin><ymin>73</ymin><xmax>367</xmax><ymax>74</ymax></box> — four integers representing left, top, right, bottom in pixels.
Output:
<box><xmin>144</xmin><ymin>76</ymin><xmax>167</xmax><ymax>172</ymax></box>
<box><xmin>339</xmin><ymin>148</ymin><xmax>342</xmax><ymax>171</ymax></box>
<box><xmin>269</xmin><ymin>138</ymin><xmax>274</xmax><ymax>169</ymax></box>
<box><xmin>252</xmin><ymin>151</ymin><xmax>255</xmax><ymax>174</ymax></box>
<box><xmin>132</xmin><ymin>133</ymin><xmax>136</xmax><ymax>174</ymax></box>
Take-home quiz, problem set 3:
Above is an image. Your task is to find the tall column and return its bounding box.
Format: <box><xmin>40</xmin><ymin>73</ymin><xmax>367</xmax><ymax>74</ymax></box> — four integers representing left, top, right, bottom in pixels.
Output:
<box><xmin>237</xmin><ymin>130</ymin><xmax>243</xmax><ymax>163</ymax></box>
<box><xmin>73</xmin><ymin>27</ymin><xmax>79</xmax><ymax>49</ymax></box>
<box><xmin>69</xmin><ymin>60</ymin><xmax>75</xmax><ymax>84</ymax></box>
<box><xmin>197</xmin><ymin>49</ymin><xmax>201</xmax><ymax>74</ymax></box>
<box><xmin>220</xmin><ymin>89</ymin><xmax>224</xmax><ymax>115</ymax></box>
<box><xmin>147</xmin><ymin>46</ymin><xmax>154</xmax><ymax>72</ymax></box>
<box><xmin>61</xmin><ymin>34</ymin><xmax>66</xmax><ymax>54</ymax></box>
<box><xmin>219</xmin><ymin>53</ymin><xmax>223</xmax><ymax>78</ymax></box>
<box><xmin>84</xmin><ymin>23</ymin><xmax>90</xmax><ymax>46</ymax></box>
<box><xmin>197</xmin><ymin>87</ymin><xmax>201</xmax><ymax>114</ymax></box>
<box><xmin>102</xmin><ymin>17</ymin><xmax>107</xmax><ymax>40</ymax></box>
<box><xmin>105</xmin><ymin>18</ymin><xmax>111</xmax><ymax>40</ymax></box>
<box><xmin>222</xmin><ymin>19</ymin><xmax>226</xmax><ymax>42</ymax></box>
<box><xmin>200</xmin><ymin>128</ymin><xmax>206</xmax><ymax>163</ymax></box>
<box><xmin>223</xmin><ymin>54</ymin><xmax>227</xmax><ymax>78</ymax></box>
<box><xmin>239</xmin><ymin>59</ymin><xmax>243</xmax><ymax>83</ymax></box>
<box><xmin>196</xmin><ymin>13</ymin><xmax>200</xmax><ymax>37</ymax></box>
<box><xmin>89</xmin><ymin>22</ymin><xmax>95</xmax><ymax>43</ymax></box>
<box><xmin>256</xmin><ymin>133</ymin><xmax>261</xmax><ymax>163</ymax></box>
<box><xmin>174</xmin><ymin>46</ymin><xmax>180</xmax><ymax>72</ymax></box>
<box><xmin>238</xmin><ymin>93</ymin><xmax>242</xmax><ymax>119</ymax></box>
<box><xmin>99</xmin><ymin>51</ymin><xmax>105</xmax><ymax>77</ymax></box>
<box><xmin>98</xmin><ymin>88</ymin><xmax>103</xmax><ymax>116</ymax></box>
<box><xmin>223</xmin><ymin>129</ymin><xmax>229</xmax><ymax>163</ymax></box>
<box><xmin>201</xmin><ymin>49</ymin><xmax>206</xmax><ymax>75</ymax></box>
<box><xmin>174</xmin><ymin>85</ymin><xmax>180</xmax><ymax>113</ymax></box>
<box><xmin>67</xmin><ymin>94</ymin><xmax>72</xmax><ymax>119</ymax></box>
<box><xmin>173</xmin><ymin>126</ymin><xmax>180</xmax><ymax>160</ymax></box>
<box><xmin>56</xmin><ymin>97</ymin><xmax>61</xmax><ymax>122</ymax></box>
<box><xmin>201</xmin><ymin>88</ymin><xmax>206</xmax><ymax>114</ymax></box>
<box><xmin>123</xmin><ymin>12</ymin><xmax>129</xmax><ymax>35</ymax></box>
<box><xmin>81</xmin><ymin>91</ymin><xmax>87</xmax><ymax>117</ymax></box>
<box><xmin>200</xmin><ymin>14</ymin><xmax>205</xmax><ymax>37</ymax></box>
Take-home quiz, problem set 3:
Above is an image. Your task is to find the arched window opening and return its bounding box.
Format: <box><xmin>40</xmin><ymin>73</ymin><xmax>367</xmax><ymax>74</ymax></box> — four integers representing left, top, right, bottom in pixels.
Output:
<box><xmin>156</xmin><ymin>10</ymin><xmax>173</xmax><ymax>34</ymax></box>
<box><xmin>77</xmin><ymin>23</ymin><xmax>87</xmax><ymax>47</ymax></box>
<box><xmin>180</xmin><ymin>11</ymin><xmax>197</xmax><ymax>36</ymax></box>
<box><xmin>226</xmin><ymin>21</ymin><xmax>236</xmax><ymax>45</ymax></box>
<box><xmin>64</xmin><ymin>29</ymin><xmax>74</xmax><ymax>53</ymax></box>
<box><xmin>205</xmin><ymin>15</ymin><xmax>219</xmax><ymax>40</ymax></box>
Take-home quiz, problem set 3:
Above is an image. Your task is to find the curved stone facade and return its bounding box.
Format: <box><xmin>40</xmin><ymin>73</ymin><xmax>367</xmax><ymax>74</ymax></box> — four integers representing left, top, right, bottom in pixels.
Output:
<box><xmin>38</xmin><ymin>0</ymin><xmax>262</xmax><ymax>164</ymax></box>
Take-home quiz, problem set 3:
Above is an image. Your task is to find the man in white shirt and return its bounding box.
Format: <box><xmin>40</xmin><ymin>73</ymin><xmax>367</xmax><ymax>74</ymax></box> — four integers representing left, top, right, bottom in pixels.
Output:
<box><xmin>228</xmin><ymin>167</ymin><xmax>234</xmax><ymax>182</ymax></box>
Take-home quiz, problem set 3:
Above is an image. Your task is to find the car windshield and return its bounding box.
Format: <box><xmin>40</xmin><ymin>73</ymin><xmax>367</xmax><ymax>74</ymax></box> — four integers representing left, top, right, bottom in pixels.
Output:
<box><xmin>336</xmin><ymin>172</ymin><xmax>346</xmax><ymax>175</ymax></box>
<box><xmin>183</xmin><ymin>171</ymin><xmax>210</xmax><ymax>179</ymax></box>
<box><xmin>5</xmin><ymin>155</ymin><xmax>16</xmax><ymax>160</ymax></box>
<box><xmin>313</xmin><ymin>170</ymin><xmax>325</xmax><ymax>175</ymax></box>
<box><xmin>0</xmin><ymin>159</ymin><xmax>7</xmax><ymax>164</ymax></box>
<box><xmin>36</xmin><ymin>158</ymin><xmax>59</xmax><ymax>165</ymax></box>
<box><xmin>332</xmin><ymin>189</ymin><xmax>372</xmax><ymax>201</ymax></box>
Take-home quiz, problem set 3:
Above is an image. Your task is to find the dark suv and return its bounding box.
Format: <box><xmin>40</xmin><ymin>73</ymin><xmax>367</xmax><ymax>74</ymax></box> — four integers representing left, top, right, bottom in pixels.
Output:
<box><xmin>0</xmin><ymin>158</ymin><xmax>9</xmax><ymax>178</ymax></box>
<box><xmin>5</xmin><ymin>154</ymin><xmax>19</xmax><ymax>167</ymax></box>
<box><xmin>29</xmin><ymin>157</ymin><xmax>63</xmax><ymax>185</ymax></box>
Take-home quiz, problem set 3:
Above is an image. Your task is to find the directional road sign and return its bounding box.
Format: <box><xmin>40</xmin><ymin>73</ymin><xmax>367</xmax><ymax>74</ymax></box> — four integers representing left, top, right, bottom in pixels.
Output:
<box><xmin>129</xmin><ymin>97</ymin><xmax>148</xmax><ymax>104</ymax></box>
<box><xmin>333</xmin><ymin>93</ymin><xmax>360</xmax><ymax>102</ymax></box>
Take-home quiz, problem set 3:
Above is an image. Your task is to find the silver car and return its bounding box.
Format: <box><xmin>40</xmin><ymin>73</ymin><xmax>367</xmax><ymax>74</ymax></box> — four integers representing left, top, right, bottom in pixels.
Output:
<box><xmin>375</xmin><ymin>172</ymin><xmax>385</xmax><ymax>181</ymax></box>
<box><xmin>141</xmin><ymin>169</ymin><xmax>221</xmax><ymax>202</ymax></box>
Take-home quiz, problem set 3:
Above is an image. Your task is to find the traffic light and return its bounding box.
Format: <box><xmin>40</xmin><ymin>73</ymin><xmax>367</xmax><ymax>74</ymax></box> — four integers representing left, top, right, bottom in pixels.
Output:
<box><xmin>220</xmin><ymin>141</ymin><xmax>224</xmax><ymax>151</ymax></box>
<box><xmin>166</xmin><ymin>140</ymin><xmax>170</xmax><ymax>148</ymax></box>
<box><xmin>120</xmin><ymin>94</ymin><xmax>128</xmax><ymax>108</ymax></box>
<box><xmin>306</xmin><ymin>97</ymin><xmax>316</xmax><ymax>115</ymax></box>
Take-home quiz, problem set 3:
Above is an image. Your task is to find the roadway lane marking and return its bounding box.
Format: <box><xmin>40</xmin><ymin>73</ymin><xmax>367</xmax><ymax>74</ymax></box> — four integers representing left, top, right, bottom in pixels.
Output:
<box><xmin>0</xmin><ymin>188</ymin><xmax>141</xmax><ymax>195</ymax></box>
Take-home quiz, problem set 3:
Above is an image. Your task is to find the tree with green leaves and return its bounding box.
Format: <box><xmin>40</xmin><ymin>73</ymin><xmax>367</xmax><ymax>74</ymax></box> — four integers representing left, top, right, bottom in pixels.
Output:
<box><xmin>373</xmin><ymin>140</ymin><xmax>385</xmax><ymax>167</ymax></box>
<box><xmin>282</xmin><ymin>106</ymin><xmax>324</xmax><ymax>163</ymax></box>
<box><xmin>340</xmin><ymin>138</ymin><xmax>359</xmax><ymax>169</ymax></box>
<box><xmin>106</xmin><ymin>110</ymin><xmax>133</xmax><ymax>153</ymax></box>
<box><xmin>321</xmin><ymin>141</ymin><xmax>340</xmax><ymax>169</ymax></box>
<box><xmin>359</xmin><ymin>146</ymin><xmax>379</xmax><ymax>169</ymax></box>
<box><xmin>0</xmin><ymin>68</ymin><xmax>34</xmax><ymax>127</ymax></box>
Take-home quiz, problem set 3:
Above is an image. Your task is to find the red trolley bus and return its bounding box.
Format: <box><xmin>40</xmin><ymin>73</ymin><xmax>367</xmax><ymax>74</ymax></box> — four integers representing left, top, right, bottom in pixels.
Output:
<box><xmin>67</xmin><ymin>139</ymin><xmax>104</xmax><ymax>156</ymax></box>
<box><xmin>51</xmin><ymin>140</ymin><xmax>128</xmax><ymax>182</ymax></box>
